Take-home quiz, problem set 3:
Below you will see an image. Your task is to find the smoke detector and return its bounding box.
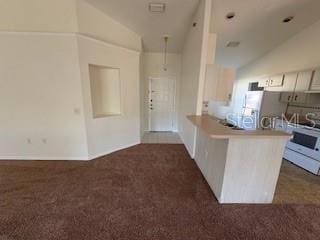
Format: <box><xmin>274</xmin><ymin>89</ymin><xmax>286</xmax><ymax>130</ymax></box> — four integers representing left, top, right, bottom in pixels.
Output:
<box><xmin>226</xmin><ymin>41</ymin><xmax>240</xmax><ymax>48</ymax></box>
<box><xmin>149</xmin><ymin>3</ymin><xmax>166</xmax><ymax>13</ymax></box>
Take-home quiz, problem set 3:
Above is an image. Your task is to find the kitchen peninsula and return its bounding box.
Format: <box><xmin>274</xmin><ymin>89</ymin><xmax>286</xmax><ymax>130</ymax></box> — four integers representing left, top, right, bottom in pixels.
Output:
<box><xmin>188</xmin><ymin>115</ymin><xmax>291</xmax><ymax>204</ymax></box>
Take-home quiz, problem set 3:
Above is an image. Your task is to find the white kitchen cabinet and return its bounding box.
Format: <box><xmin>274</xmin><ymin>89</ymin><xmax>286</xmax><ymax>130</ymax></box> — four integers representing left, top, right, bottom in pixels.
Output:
<box><xmin>269</xmin><ymin>75</ymin><xmax>284</xmax><ymax>87</ymax></box>
<box><xmin>262</xmin><ymin>74</ymin><xmax>284</xmax><ymax>91</ymax></box>
<box><xmin>310</xmin><ymin>69</ymin><xmax>320</xmax><ymax>90</ymax></box>
<box><xmin>280</xmin><ymin>71</ymin><xmax>312</xmax><ymax>103</ymax></box>
<box><xmin>258</xmin><ymin>77</ymin><xmax>269</xmax><ymax>88</ymax></box>
<box><xmin>282</xmin><ymin>72</ymin><xmax>298</xmax><ymax>92</ymax></box>
<box><xmin>260</xmin><ymin>75</ymin><xmax>284</xmax><ymax>89</ymax></box>
<box><xmin>295</xmin><ymin>70</ymin><xmax>313</xmax><ymax>92</ymax></box>
<box><xmin>204</xmin><ymin>64</ymin><xmax>235</xmax><ymax>102</ymax></box>
<box><xmin>292</xmin><ymin>92</ymin><xmax>308</xmax><ymax>104</ymax></box>
<box><xmin>280</xmin><ymin>92</ymin><xmax>293</xmax><ymax>103</ymax></box>
<box><xmin>281</xmin><ymin>92</ymin><xmax>307</xmax><ymax>104</ymax></box>
<box><xmin>266</xmin><ymin>73</ymin><xmax>296</xmax><ymax>92</ymax></box>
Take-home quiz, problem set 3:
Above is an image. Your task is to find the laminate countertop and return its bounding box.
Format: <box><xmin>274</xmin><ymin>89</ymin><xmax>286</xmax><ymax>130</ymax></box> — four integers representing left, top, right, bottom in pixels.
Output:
<box><xmin>187</xmin><ymin>115</ymin><xmax>292</xmax><ymax>139</ymax></box>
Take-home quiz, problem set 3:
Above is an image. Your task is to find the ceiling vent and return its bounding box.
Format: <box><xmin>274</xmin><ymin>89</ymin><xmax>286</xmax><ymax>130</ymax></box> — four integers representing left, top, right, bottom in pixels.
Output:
<box><xmin>149</xmin><ymin>3</ymin><xmax>166</xmax><ymax>13</ymax></box>
<box><xmin>226</xmin><ymin>41</ymin><xmax>240</xmax><ymax>48</ymax></box>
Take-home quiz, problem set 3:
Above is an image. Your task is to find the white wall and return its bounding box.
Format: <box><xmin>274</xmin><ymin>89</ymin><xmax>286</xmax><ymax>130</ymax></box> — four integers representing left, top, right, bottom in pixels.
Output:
<box><xmin>0</xmin><ymin>33</ymin><xmax>88</xmax><ymax>160</ymax></box>
<box><xmin>238</xmin><ymin>19</ymin><xmax>320</xmax><ymax>79</ymax></box>
<box><xmin>76</xmin><ymin>0</ymin><xmax>142</xmax><ymax>52</ymax></box>
<box><xmin>0</xmin><ymin>0</ymin><xmax>142</xmax><ymax>160</ymax></box>
<box><xmin>0</xmin><ymin>0</ymin><xmax>142</xmax><ymax>52</ymax></box>
<box><xmin>142</xmin><ymin>53</ymin><xmax>182</xmax><ymax>132</ymax></box>
<box><xmin>233</xmin><ymin>19</ymin><xmax>320</xmax><ymax>115</ymax></box>
<box><xmin>179</xmin><ymin>0</ymin><xmax>212</xmax><ymax>157</ymax></box>
<box><xmin>77</xmin><ymin>36</ymin><xmax>141</xmax><ymax>159</ymax></box>
<box><xmin>0</xmin><ymin>0</ymin><xmax>78</xmax><ymax>32</ymax></box>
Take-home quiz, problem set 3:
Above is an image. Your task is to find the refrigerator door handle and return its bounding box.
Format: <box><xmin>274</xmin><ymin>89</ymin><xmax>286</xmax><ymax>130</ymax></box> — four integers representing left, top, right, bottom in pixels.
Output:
<box><xmin>242</xmin><ymin>94</ymin><xmax>247</xmax><ymax>116</ymax></box>
<box><xmin>243</xmin><ymin>94</ymin><xmax>247</xmax><ymax>108</ymax></box>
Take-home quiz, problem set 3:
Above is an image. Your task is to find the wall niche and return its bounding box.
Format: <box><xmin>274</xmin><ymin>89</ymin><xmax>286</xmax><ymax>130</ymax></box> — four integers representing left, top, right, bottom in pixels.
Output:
<box><xmin>89</xmin><ymin>64</ymin><xmax>121</xmax><ymax>118</ymax></box>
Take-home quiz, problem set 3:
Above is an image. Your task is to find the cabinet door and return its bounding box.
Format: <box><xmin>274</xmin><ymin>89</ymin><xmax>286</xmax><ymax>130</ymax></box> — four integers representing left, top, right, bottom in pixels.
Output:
<box><xmin>258</xmin><ymin>77</ymin><xmax>269</xmax><ymax>87</ymax></box>
<box><xmin>311</xmin><ymin>69</ymin><xmax>320</xmax><ymax>90</ymax></box>
<box><xmin>292</xmin><ymin>92</ymin><xmax>307</xmax><ymax>104</ymax></box>
<box><xmin>216</xmin><ymin>69</ymin><xmax>234</xmax><ymax>102</ymax></box>
<box><xmin>282</xmin><ymin>72</ymin><xmax>298</xmax><ymax>92</ymax></box>
<box><xmin>266</xmin><ymin>73</ymin><xmax>296</xmax><ymax>92</ymax></box>
<box><xmin>295</xmin><ymin>70</ymin><xmax>312</xmax><ymax>92</ymax></box>
<box><xmin>204</xmin><ymin>65</ymin><xmax>235</xmax><ymax>102</ymax></box>
<box><xmin>269</xmin><ymin>75</ymin><xmax>284</xmax><ymax>87</ymax></box>
<box><xmin>280</xmin><ymin>92</ymin><xmax>293</xmax><ymax>103</ymax></box>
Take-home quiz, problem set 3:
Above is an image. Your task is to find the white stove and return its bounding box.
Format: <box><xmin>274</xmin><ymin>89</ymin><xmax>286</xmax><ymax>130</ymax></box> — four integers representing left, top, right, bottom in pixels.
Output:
<box><xmin>284</xmin><ymin>123</ymin><xmax>320</xmax><ymax>175</ymax></box>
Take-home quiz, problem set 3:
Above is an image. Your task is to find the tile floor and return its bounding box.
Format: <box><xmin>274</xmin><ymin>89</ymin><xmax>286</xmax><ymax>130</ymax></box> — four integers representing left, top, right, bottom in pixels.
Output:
<box><xmin>274</xmin><ymin>160</ymin><xmax>320</xmax><ymax>204</ymax></box>
<box><xmin>142</xmin><ymin>132</ymin><xmax>182</xmax><ymax>144</ymax></box>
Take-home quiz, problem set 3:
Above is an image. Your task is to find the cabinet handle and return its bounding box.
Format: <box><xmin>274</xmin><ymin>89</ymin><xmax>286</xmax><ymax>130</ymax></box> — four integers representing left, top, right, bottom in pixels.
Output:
<box><xmin>266</xmin><ymin>80</ymin><xmax>269</xmax><ymax>86</ymax></box>
<box><xmin>270</xmin><ymin>79</ymin><xmax>273</xmax><ymax>85</ymax></box>
<box><xmin>287</xmin><ymin>95</ymin><xmax>291</xmax><ymax>101</ymax></box>
<box><xmin>294</xmin><ymin>95</ymin><xmax>298</xmax><ymax>101</ymax></box>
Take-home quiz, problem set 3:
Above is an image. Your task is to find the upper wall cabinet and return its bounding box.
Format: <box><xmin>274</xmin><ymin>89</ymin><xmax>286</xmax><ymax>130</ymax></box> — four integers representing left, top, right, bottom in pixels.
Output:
<box><xmin>279</xmin><ymin>71</ymin><xmax>312</xmax><ymax>104</ymax></box>
<box><xmin>258</xmin><ymin>77</ymin><xmax>269</xmax><ymax>88</ymax></box>
<box><xmin>281</xmin><ymin>72</ymin><xmax>298</xmax><ymax>92</ymax></box>
<box><xmin>204</xmin><ymin>65</ymin><xmax>235</xmax><ymax>102</ymax></box>
<box><xmin>265</xmin><ymin>70</ymin><xmax>312</xmax><ymax>93</ymax></box>
<box><xmin>260</xmin><ymin>74</ymin><xmax>284</xmax><ymax>90</ymax></box>
<box><xmin>310</xmin><ymin>69</ymin><xmax>320</xmax><ymax>90</ymax></box>
<box><xmin>295</xmin><ymin>70</ymin><xmax>313</xmax><ymax>92</ymax></box>
<box><xmin>269</xmin><ymin>72</ymin><xmax>297</xmax><ymax>92</ymax></box>
<box><xmin>269</xmin><ymin>75</ymin><xmax>284</xmax><ymax>87</ymax></box>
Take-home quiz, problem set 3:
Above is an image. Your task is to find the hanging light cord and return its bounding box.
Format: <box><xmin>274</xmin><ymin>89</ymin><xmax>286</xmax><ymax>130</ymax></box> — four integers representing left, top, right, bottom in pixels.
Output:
<box><xmin>164</xmin><ymin>36</ymin><xmax>169</xmax><ymax>71</ymax></box>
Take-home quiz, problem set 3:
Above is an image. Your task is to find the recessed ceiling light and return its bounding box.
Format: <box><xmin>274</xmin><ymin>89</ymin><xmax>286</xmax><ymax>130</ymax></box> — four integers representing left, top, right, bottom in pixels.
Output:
<box><xmin>226</xmin><ymin>41</ymin><xmax>240</xmax><ymax>48</ymax></box>
<box><xmin>226</xmin><ymin>12</ymin><xmax>235</xmax><ymax>20</ymax></box>
<box><xmin>149</xmin><ymin>3</ymin><xmax>166</xmax><ymax>13</ymax></box>
<box><xmin>283</xmin><ymin>16</ymin><xmax>294</xmax><ymax>23</ymax></box>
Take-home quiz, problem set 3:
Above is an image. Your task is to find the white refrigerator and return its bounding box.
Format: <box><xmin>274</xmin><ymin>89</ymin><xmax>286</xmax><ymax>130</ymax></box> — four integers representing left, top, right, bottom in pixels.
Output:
<box><xmin>232</xmin><ymin>91</ymin><xmax>287</xmax><ymax>130</ymax></box>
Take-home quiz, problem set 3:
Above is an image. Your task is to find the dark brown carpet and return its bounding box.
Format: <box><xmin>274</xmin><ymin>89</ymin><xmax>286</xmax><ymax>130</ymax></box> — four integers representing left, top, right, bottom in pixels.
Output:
<box><xmin>0</xmin><ymin>144</ymin><xmax>319</xmax><ymax>240</ymax></box>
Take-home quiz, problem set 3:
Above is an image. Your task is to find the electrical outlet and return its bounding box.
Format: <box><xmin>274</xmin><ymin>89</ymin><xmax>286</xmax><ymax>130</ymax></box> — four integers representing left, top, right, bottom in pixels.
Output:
<box><xmin>205</xmin><ymin>150</ymin><xmax>209</xmax><ymax>158</ymax></box>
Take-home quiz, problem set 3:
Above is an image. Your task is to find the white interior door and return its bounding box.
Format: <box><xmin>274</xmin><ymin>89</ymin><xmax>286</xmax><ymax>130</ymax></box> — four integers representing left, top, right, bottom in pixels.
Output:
<box><xmin>149</xmin><ymin>77</ymin><xmax>175</xmax><ymax>132</ymax></box>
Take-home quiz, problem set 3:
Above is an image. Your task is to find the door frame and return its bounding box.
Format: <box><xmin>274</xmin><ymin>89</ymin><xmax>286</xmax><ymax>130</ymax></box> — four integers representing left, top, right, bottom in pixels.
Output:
<box><xmin>148</xmin><ymin>77</ymin><xmax>176</xmax><ymax>132</ymax></box>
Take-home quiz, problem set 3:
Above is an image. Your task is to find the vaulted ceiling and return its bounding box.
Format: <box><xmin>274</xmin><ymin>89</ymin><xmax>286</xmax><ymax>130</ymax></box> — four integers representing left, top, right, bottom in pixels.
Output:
<box><xmin>211</xmin><ymin>0</ymin><xmax>320</xmax><ymax>69</ymax></box>
<box><xmin>85</xmin><ymin>0</ymin><xmax>320</xmax><ymax>69</ymax></box>
<box><xmin>86</xmin><ymin>0</ymin><xmax>200</xmax><ymax>53</ymax></box>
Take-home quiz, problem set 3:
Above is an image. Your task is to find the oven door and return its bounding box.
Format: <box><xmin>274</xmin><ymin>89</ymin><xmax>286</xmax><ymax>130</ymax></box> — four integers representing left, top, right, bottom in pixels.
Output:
<box><xmin>286</xmin><ymin>128</ymin><xmax>320</xmax><ymax>161</ymax></box>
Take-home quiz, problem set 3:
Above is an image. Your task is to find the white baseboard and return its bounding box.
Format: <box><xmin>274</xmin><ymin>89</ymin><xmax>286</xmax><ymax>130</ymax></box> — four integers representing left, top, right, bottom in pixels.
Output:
<box><xmin>0</xmin><ymin>142</ymin><xmax>142</xmax><ymax>161</ymax></box>
<box><xmin>88</xmin><ymin>141</ymin><xmax>141</xmax><ymax>160</ymax></box>
<box><xmin>178</xmin><ymin>131</ymin><xmax>185</xmax><ymax>144</ymax></box>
